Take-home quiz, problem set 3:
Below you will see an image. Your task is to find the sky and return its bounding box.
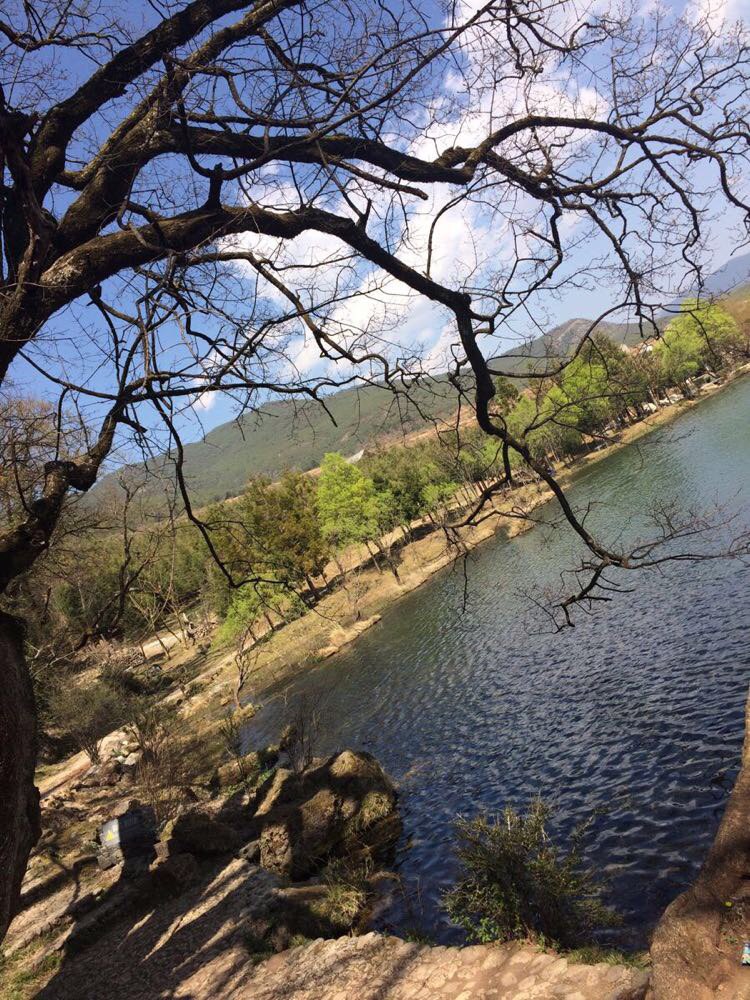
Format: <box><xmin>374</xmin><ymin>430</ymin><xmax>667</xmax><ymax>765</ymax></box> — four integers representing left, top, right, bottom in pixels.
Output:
<box><xmin>6</xmin><ymin>0</ymin><xmax>750</xmax><ymax>451</ymax></box>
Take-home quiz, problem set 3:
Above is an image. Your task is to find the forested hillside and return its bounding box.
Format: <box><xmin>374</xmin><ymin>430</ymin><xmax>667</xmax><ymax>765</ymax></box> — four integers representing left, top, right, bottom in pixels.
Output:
<box><xmin>95</xmin><ymin>320</ymin><xmax>640</xmax><ymax>507</ymax></box>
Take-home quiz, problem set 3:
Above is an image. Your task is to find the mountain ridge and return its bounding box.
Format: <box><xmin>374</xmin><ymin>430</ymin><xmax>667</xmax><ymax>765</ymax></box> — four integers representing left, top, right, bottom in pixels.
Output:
<box><xmin>96</xmin><ymin>256</ymin><xmax>750</xmax><ymax>507</ymax></box>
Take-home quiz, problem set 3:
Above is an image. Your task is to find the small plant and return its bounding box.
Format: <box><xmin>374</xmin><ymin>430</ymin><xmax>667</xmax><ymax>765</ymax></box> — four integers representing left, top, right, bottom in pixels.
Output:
<box><xmin>124</xmin><ymin>698</ymin><xmax>173</xmax><ymax>761</ymax></box>
<box><xmin>443</xmin><ymin>798</ymin><xmax>617</xmax><ymax>949</ymax></box>
<box><xmin>49</xmin><ymin>680</ymin><xmax>128</xmax><ymax>764</ymax></box>
<box><xmin>136</xmin><ymin>737</ymin><xmax>203</xmax><ymax>826</ymax></box>
<box><xmin>281</xmin><ymin>692</ymin><xmax>323</xmax><ymax>773</ymax></box>
<box><xmin>403</xmin><ymin>927</ymin><xmax>434</xmax><ymax>946</ymax></box>
<box><xmin>314</xmin><ymin>857</ymin><xmax>373</xmax><ymax>931</ymax></box>
<box><xmin>124</xmin><ymin>698</ymin><xmax>202</xmax><ymax>825</ymax></box>
<box><xmin>218</xmin><ymin>710</ymin><xmax>254</xmax><ymax>786</ymax></box>
<box><xmin>565</xmin><ymin>945</ymin><xmax>649</xmax><ymax>969</ymax></box>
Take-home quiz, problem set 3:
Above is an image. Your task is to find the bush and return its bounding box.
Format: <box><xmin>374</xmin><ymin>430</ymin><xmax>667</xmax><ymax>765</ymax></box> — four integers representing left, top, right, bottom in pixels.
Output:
<box><xmin>126</xmin><ymin>699</ymin><xmax>204</xmax><ymax>826</ymax></box>
<box><xmin>124</xmin><ymin>698</ymin><xmax>173</xmax><ymax>761</ymax></box>
<box><xmin>49</xmin><ymin>680</ymin><xmax>128</xmax><ymax>764</ymax></box>
<box><xmin>443</xmin><ymin>798</ymin><xmax>617</xmax><ymax>949</ymax></box>
<box><xmin>136</xmin><ymin>740</ymin><xmax>203</xmax><ymax>827</ymax></box>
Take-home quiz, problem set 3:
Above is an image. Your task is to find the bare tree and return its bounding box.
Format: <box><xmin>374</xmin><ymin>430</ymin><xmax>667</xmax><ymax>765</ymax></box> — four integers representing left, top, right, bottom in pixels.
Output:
<box><xmin>233</xmin><ymin>624</ymin><xmax>263</xmax><ymax>709</ymax></box>
<box><xmin>1</xmin><ymin>0</ymin><xmax>749</xmax><ymax>937</ymax></box>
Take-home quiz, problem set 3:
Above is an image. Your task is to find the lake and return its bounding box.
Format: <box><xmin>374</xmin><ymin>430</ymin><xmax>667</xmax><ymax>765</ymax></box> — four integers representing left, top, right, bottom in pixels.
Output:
<box><xmin>248</xmin><ymin>376</ymin><xmax>750</xmax><ymax>948</ymax></box>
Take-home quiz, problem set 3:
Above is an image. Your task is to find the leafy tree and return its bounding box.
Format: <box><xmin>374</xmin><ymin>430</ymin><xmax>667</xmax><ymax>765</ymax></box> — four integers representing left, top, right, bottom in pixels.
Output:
<box><xmin>658</xmin><ymin>300</ymin><xmax>743</xmax><ymax>380</ymax></box>
<box><xmin>653</xmin><ymin>322</ymin><xmax>703</xmax><ymax>390</ymax></box>
<box><xmin>317</xmin><ymin>453</ymin><xmax>402</xmax><ymax>579</ymax></box>
<box><xmin>556</xmin><ymin>356</ymin><xmax>616</xmax><ymax>437</ymax></box>
<box><xmin>316</xmin><ymin>453</ymin><xmax>382</xmax><ymax>549</ymax></box>
<box><xmin>492</xmin><ymin>376</ymin><xmax>520</xmax><ymax>416</ymax></box>
<box><xmin>217</xmin><ymin>581</ymin><xmax>304</xmax><ymax>643</ymax></box>
<box><xmin>422</xmin><ymin>481</ymin><xmax>459</xmax><ymax>525</ymax></box>
<box><xmin>363</xmin><ymin>444</ymin><xmax>452</xmax><ymax>528</ymax></box>
<box><xmin>49</xmin><ymin>680</ymin><xmax>129</xmax><ymax>765</ymax></box>
<box><xmin>238</xmin><ymin>472</ymin><xmax>329</xmax><ymax>597</ymax></box>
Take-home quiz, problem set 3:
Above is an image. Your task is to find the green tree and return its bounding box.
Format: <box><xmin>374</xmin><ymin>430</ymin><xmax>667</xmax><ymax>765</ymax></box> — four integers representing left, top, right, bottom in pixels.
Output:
<box><xmin>363</xmin><ymin>444</ymin><xmax>452</xmax><ymax>530</ymax></box>
<box><xmin>217</xmin><ymin>581</ymin><xmax>304</xmax><ymax>643</ymax></box>
<box><xmin>657</xmin><ymin>300</ymin><xmax>743</xmax><ymax>383</ymax></box>
<box><xmin>492</xmin><ymin>376</ymin><xmax>520</xmax><ymax>416</ymax></box>
<box><xmin>316</xmin><ymin>453</ymin><xmax>401</xmax><ymax>579</ymax></box>
<box><xmin>316</xmin><ymin>453</ymin><xmax>382</xmax><ymax>549</ymax></box>
<box><xmin>239</xmin><ymin>472</ymin><xmax>329</xmax><ymax>598</ymax></box>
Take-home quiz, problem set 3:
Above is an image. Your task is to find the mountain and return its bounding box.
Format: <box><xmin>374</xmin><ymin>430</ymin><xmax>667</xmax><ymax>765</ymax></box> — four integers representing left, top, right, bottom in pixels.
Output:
<box><xmin>92</xmin><ymin>320</ymin><xmax>628</xmax><ymax>509</ymax></box>
<box><xmin>496</xmin><ymin>318</ymin><xmax>638</xmax><ymax>365</ymax></box>
<box><xmin>97</xmin><ymin>376</ymin><xmax>463</xmax><ymax>508</ymax></box>
<box><xmin>700</xmin><ymin>251</ymin><xmax>750</xmax><ymax>297</ymax></box>
<box><xmin>95</xmin><ymin>259</ymin><xmax>750</xmax><ymax>508</ymax></box>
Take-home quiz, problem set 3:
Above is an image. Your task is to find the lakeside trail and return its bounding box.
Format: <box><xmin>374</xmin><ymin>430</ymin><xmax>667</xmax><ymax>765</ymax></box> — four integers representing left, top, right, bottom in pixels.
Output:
<box><xmin>35</xmin><ymin>910</ymin><xmax>649</xmax><ymax>1000</ymax></box>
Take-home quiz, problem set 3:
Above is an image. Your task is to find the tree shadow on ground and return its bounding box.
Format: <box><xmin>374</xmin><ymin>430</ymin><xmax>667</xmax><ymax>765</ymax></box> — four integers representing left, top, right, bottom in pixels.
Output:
<box><xmin>33</xmin><ymin>772</ymin><xmax>388</xmax><ymax>1000</ymax></box>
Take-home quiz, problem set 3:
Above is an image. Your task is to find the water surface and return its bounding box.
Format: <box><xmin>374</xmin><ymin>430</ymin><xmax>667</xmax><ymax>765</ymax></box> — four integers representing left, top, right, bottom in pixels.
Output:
<box><xmin>249</xmin><ymin>378</ymin><xmax>750</xmax><ymax>947</ymax></box>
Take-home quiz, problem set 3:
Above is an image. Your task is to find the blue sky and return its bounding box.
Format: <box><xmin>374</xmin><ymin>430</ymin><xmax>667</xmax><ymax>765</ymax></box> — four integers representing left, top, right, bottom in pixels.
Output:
<box><xmin>7</xmin><ymin>0</ymin><xmax>750</xmax><ymax>454</ymax></box>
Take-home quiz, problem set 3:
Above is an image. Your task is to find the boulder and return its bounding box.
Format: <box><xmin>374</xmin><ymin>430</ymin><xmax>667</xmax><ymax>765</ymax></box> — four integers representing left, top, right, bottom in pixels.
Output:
<box><xmin>237</xmin><ymin>839</ymin><xmax>261</xmax><ymax>863</ymax></box>
<box><xmin>78</xmin><ymin>761</ymin><xmax>122</xmax><ymax>789</ymax></box>
<box><xmin>97</xmin><ymin>802</ymin><xmax>157</xmax><ymax>871</ymax></box>
<box><xmin>121</xmin><ymin>751</ymin><xmax>142</xmax><ymax>777</ymax></box>
<box><xmin>235</xmin><ymin>870</ymin><xmax>371</xmax><ymax>953</ymax></box>
<box><xmin>150</xmin><ymin>852</ymin><xmax>199</xmax><ymax>895</ymax></box>
<box><xmin>168</xmin><ymin>808</ymin><xmax>242</xmax><ymax>856</ymax></box>
<box><xmin>254</xmin><ymin>750</ymin><xmax>400</xmax><ymax>879</ymax></box>
<box><xmin>96</xmin><ymin>759</ymin><xmax>123</xmax><ymax>787</ymax></box>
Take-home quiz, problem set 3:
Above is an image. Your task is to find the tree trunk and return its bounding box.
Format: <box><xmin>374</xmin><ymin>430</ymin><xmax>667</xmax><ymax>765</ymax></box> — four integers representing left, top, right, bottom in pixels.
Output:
<box><xmin>365</xmin><ymin>540</ymin><xmax>383</xmax><ymax>573</ymax></box>
<box><xmin>0</xmin><ymin>613</ymin><xmax>41</xmax><ymax>942</ymax></box>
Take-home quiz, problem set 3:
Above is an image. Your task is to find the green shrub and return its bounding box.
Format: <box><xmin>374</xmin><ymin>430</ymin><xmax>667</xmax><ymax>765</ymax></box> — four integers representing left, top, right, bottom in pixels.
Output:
<box><xmin>444</xmin><ymin>798</ymin><xmax>617</xmax><ymax>948</ymax></box>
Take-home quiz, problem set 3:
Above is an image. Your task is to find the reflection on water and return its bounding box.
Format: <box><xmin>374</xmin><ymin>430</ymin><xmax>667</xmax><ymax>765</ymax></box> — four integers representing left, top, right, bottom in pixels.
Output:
<box><xmin>248</xmin><ymin>378</ymin><xmax>750</xmax><ymax>947</ymax></box>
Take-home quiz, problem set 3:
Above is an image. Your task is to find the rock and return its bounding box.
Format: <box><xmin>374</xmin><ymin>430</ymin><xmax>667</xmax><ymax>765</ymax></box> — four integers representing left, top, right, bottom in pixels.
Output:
<box><xmin>78</xmin><ymin>765</ymin><xmax>106</xmax><ymax>789</ymax></box>
<box><xmin>121</xmin><ymin>751</ymin><xmax>142</xmax><ymax>777</ymax></box>
<box><xmin>169</xmin><ymin>808</ymin><xmax>242</xmax><ymax>856</ymax></box>
<box><xmin>235</xmin><ymin>873</ymin><xmax>370</xmax><ymax>955</ymax></box>
<box><xmin>216</xmin><ymin>748</ymin><xmax>279</xmax><ymax>790</ymax></box>
<box><xmin>254</xmin><ymin>767</ymin><xmax>295</xmax><ymax>818</ymax></box>
<box><xmin>255</xmin><ymin>750</ymin><xmax>400</xmax><ymax>879</ymax></box>
<box><xmin>237</xmin><ymin>839</ymin><xmax>261</xmax><ymax>863</ymax></box>
<box><xmin>150</xmin><ymin>852</ymin><xmax>199</xmax><ymax>894</ymax></box>
<box><xmin>97</xmin><ymin>803</ymin><xmax>157</xmax><ymax>871</ymax></box>
<box><xmin>96</xmin><ymin>759</ymin><xmax>123</xmax><ymax>787</ymax></box>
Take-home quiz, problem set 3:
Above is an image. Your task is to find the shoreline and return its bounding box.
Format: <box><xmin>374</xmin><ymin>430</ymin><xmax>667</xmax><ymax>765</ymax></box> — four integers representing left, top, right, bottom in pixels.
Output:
<box><xmin>190</xmin><ymin>364</ymin><xmax>750</xmax><ymax>714</ymax></box>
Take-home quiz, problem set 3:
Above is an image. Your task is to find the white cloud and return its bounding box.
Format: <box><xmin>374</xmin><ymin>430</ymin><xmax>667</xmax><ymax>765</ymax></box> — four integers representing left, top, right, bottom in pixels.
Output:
<box><xmin>192</xmin><ymin>391</ymin><xmax>217</xmax><ymax>412</ymax></box>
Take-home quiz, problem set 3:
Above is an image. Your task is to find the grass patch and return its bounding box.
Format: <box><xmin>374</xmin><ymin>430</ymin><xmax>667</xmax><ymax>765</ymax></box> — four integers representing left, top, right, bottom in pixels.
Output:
<box><xmin>311</xmin><ymin>859</ymin><xmax>373</xmax><ymax>931</ymax></box>
<box><xmin>0</xmin><ymin>950</ymin><xmax>62</xmax><ymax>1000</ymax></box>
<box><xmin>564</xmin><ymin>945</ymin><xmax>650</xmax><ymax>969</ymax></box>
